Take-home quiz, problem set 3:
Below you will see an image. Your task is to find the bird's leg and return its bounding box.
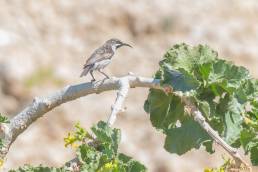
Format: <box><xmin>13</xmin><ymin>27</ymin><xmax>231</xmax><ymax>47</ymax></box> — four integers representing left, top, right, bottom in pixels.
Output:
<box><xmin>90</xmin><ymin>70</ymin><xmax>96</xmax><ymax>82</ymax></box>
<box><xmin>98</xmin><ymin>69</ymin><xmax>110</xmax><ymax>79</ymax></box>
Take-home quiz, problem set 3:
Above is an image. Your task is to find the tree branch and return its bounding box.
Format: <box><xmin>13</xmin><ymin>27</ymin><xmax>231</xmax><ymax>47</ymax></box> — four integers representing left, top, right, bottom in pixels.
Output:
<box><xmin>0</xmin><ymin>75</ymin><xmax>160</xmax><ymax>160</ymax></box>
<box><xmin>0</xmin><ymin>75</ymin><xmax>250</xmax><ymax>170</ymax></box>
<box><xmin>192</xmin><ymin>109</ymin><xmax>250</xmax><ymax>169</ymax></box>
<box><xmin>107</xmin><ymin>78</ymin><xmax>130</xmax><ymax>126</ymax></box>
<box><xmin>177</xmin><ymin>93</ymin><xmax>251</xmax><ymax>170</ymax></box>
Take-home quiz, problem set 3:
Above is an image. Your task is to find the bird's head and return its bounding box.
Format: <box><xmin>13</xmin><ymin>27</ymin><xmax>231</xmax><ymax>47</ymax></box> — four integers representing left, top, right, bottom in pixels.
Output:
<box><xmin>106</xmin><ymin>38</ymin><xmax>132</xmax><ymax>50</ymax></box>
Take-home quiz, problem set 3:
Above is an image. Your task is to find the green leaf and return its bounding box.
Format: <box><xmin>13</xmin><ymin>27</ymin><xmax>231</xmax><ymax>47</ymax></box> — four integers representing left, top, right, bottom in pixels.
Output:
<box><xmin>91</xmin><ymin>121</ymin><xmax>121</xmax><ymax>145</ymax></box>
<box><xmin>162</xmin><ymin>68</ymin><xmax>199</xmax><ymax>92</ymax></box>
<box><xmin>0</xmin><ymin>113</ymin><xmax>9</xmax><ymax>123</ymax></box>
<box><xmin>144</xmin><ymin>89</ymin><xmax>185</xmax><ymax>130</ymax></box>
<box><xmin>196</xmin><ymin>100</ymin><xmax>210</xmax><ymax>119</ymax></box>
<box><xmin>250</xmin><ymin>145</ymin><xmax>258</xmax><ymax>165</ymax></box>
<box><xmin>91</xmin><ymin>121</ymin><xmax>121</xmax><ymax>157</ymax></box>
<box><xmin>223</xmin><ymin>97</ymin><xmax>243</xmax><ymax>145</ymax></box>
<box><xmin>144</xmin><ymin>89</ymin><xmax>170</xmax><ymax>129</ymax></box>
<box><xmin>205</xmin><ymin>60</ymin><xmax>250</xmax><ymax>95</ymax></box>
<box><xmin>212</xmin><ymin>60</ymin><xmax>249</xmax><ymax>82</ymax></box>
<box><xmin>240</xmin><ymin>129</ymin><xmax>258</xmax><ymax>165</ymax></box>
<box><xmin>77</xmin><ymin>144</ymin><xmax>100</xmax><ymax>165</ymax></box>
<box><xmin>160</xmin><ymin>43</ymin><xmax>217</xmax><ymax>73</ymax></box>
<box><xmin>235</xmin><ymin>79</ymin><xmax>258</xmax><ymax>103</ymax></box>
<box><xmin>195</xmin><ymin>62</ymin><xmax>212</xmax><ymax>83</ymax></box>
<box><xmin>118</xmin><ymin>154</ymin><xmax>147</xmax><ymax>172</ymax></box>
<box><xmin>74</xmin><ymin>122</ymin><xmax>91</xmax><ymax>140</ymax></box>
<box><xmin>240</xmin><ymin>129</ymin><xmax>257</xmax><ymax>153</ymax></box>
<box><xmin>164</xmin><ymin>118</ymin><xmax>213</xmax><ymax>154</ymax></box>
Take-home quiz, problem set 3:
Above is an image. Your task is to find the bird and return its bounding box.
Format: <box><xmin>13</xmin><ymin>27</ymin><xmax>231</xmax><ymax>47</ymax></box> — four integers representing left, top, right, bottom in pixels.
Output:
<box><xmin>80</xmin><ymin>38</ymin><xmax>132</xmax><ymax>82</ymax></box>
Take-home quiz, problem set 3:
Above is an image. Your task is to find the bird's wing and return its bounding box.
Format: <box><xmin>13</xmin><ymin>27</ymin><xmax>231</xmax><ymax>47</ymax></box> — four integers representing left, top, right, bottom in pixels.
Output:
<box><xmin>83</xmin><ymin>46</ymin><xmax>114</xmax><ymax>69</ymax></box>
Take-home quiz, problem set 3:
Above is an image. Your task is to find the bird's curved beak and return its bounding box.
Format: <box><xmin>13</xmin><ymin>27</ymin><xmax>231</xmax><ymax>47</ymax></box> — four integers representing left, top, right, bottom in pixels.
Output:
<box><xmin>121</xmin><ymin>43</ymin><xmax>133</xmax><ymax>48</ymax></box>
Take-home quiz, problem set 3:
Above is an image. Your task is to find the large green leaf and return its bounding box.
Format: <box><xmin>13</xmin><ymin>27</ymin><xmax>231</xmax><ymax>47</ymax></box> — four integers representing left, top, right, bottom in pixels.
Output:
<box><xmin>223</xmin><ymin>97</ymin><xmax>243</xmax><ymax>145</ymax></box>
<box><xmin>164</xmin><ymin>118</ymin><xmax>213</xmax><ymax>154</ymax></box>
<box><xmin>206</xmin><ymin>60</ymin><xmax>250</xmax><ymax>95</ymax></box>
<box><xmin>162</xmin><ymin>68</ymin><xmax>199</xmax><ymax>92</ymax></box>
<box><xmin>144</xmin><ymin>89</ymin><xmax>184</xmax><ymax>130</ymax></box>
<box><xmin>160</xmin><ymin>43</ymin><xmax>217</xmax><ymax>73</ymax></box>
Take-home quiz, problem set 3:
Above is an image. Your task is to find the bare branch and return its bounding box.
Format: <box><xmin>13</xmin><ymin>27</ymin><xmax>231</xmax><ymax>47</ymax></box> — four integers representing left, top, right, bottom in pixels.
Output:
<box><xmin>0</xmin><ymin>76</ymin><xmax>159</xmax><ymax>160</ymax></box>
<box><xmin>178</xmin><ymin>93</ymin><xmax>251</xmax><ymax>170</ymax></box>
<box><xmin>107</xmin><ymin>78</ymin><xmax>130</xmax><ymax>125</ymax></box>
<box><xmin>0</xmin><ymin>75</ymin><xmax>250</xmax><ymax>170</ymax></box>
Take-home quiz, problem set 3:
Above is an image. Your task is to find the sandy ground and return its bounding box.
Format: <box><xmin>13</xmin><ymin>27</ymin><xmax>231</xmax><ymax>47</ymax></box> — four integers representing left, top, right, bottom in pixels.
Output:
<box><xmin>0</xmin><ymin>0</ymin><xmax>258</xmax><ymax>171</ymax></box>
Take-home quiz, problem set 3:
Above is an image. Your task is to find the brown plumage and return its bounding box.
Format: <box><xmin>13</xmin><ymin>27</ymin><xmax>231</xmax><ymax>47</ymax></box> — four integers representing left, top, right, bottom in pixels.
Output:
<box><xmin>80</xmin><ymin>38</ymin><xmax>132</xmax><ymax>82</ymax></box>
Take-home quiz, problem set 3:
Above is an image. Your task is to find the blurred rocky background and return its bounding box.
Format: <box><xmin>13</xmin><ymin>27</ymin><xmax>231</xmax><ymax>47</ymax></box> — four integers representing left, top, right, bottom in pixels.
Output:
<box><xmin>0</xmin><ymin>0</ymin><xmax>258</xmax><ymax>171</ymax></box>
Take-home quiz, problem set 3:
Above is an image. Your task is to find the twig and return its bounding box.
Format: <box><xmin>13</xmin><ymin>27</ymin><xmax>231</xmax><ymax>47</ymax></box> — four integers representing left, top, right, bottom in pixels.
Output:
<box><xmin>107</xmin><ymin>78</ymin><xmax>130</xmax><ymax>126</ymax></box>
<box><xmin>178</xmin><ymin>94</ymin><xmax>251</xmax><ymax>171</ymax></box>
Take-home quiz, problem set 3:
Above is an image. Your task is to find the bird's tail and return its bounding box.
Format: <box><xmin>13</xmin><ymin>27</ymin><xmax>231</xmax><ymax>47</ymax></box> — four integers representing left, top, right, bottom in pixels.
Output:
<box><xmin>80</xmin><ymin>65</ymin><xmax>91</xmax><ymax>77</ymax></box>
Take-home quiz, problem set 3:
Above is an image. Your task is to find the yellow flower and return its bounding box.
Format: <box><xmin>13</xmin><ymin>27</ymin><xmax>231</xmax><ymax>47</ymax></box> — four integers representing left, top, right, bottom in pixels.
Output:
<box><xmin>244</xmin><ymin>117</ymin><xmax>252</xmax><ymax>124</ymax></box>
<box><xmin>71</xmin><ymin>143</ymin><xmax>79</xmax><ymax>149</ymax></box>
<box><xmin>104</xmin><ymin>162</ymin><xmax>113</xmax><ymax>169</ymax></box>
<box><xmin>98</xmin><ymin>161</ymin><xmax>118</xmax><ymax>172</ymax></box>
<box><xmin>0</xmin><ymin>159</ymin><xmax>4</xmax><ymax>168</ymax></box>
<box><xmin>204</xmin><ymin>168</ymin><xmax>213</xmax><ymax>172</ymax></box>
<box><xmin>64</xmin><ymin>132</ymin><xmax>77</xmax><ymax>148</ymax></box>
